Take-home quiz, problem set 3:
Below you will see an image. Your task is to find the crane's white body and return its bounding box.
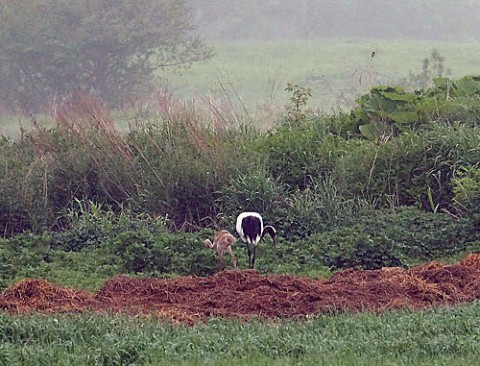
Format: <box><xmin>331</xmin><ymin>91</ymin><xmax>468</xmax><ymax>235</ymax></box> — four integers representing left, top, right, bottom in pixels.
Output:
<box><xmin>236</xmin><ymin>211</ymin><xmax>263</xmax><ymax>245</ymax></box>
<box><xmin>236</xmin><ymin>212</ymin><xmax>276</xmax><ymax>269</ymax></box>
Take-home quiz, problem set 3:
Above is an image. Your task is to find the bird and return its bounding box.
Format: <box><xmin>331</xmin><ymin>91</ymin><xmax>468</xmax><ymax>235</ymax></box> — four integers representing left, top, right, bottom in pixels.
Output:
<box><xmin>203</xmin><ymin>229</ymin><xmax>238</xmax><ymax>271</ymax></box>
<box><xmin>235</xmin><ymin>212</ymin><xmax>276</xmax><ymax>269</ymax></box>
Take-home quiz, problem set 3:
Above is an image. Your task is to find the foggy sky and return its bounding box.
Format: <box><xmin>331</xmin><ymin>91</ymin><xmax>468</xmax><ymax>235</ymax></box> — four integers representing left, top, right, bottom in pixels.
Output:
<box><xmin>190</xmin><ymin>1</ymin><xmax>480</xmax><ymax>42</ymax></box>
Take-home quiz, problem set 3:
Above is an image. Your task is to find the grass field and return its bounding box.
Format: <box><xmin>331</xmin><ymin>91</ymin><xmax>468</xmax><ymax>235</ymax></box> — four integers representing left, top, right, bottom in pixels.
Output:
<box><xmin>1</xmin><ymin>302</ymin><xmax>480</xmax><ymax>365</ymax></box>
<box><xmin>2</xmin><ymin>38</ymin><xmax>480</xmax><ymax>138</ymax></box>
<box><xmin>166</xmin><ymin>38</ymin><xmax>480</xmax><ymax>112</ymax></box>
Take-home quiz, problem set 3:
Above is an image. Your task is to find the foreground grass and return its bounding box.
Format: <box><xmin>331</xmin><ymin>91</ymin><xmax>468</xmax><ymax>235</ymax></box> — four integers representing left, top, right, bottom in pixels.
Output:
<box><xmin>1</xmin><ymin>302</ymin><xmax>480</xmax><ymax>365</ymax></box>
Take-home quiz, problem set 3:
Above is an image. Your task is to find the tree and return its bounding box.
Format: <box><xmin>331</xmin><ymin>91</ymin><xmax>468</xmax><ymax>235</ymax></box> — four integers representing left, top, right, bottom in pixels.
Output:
<box><xmin>0</xmin><ymin>0</ymin><xmax>212</xmax><ymax>112</ymax></box>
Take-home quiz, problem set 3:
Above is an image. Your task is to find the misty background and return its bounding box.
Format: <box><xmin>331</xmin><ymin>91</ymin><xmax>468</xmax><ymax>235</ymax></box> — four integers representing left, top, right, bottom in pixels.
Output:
<box><xmin>190</xmin><ymin>0</ymin><xmax>480</xmax><ymax>41</ymax></box>
<box><xmin>1</xmin><ymin>0</ymin><xmax>480</xmax><ymax>124</ymax></box>
<box><xmin>158</xmin><ymin>0</ymin><xmax>480</xmax><ymax>117</ymax></box>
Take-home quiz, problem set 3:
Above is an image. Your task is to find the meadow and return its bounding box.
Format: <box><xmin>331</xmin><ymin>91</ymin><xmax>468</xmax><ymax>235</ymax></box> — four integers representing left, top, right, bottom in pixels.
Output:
<box><xmin>2</xmin><ymin>38</ymin><xmax>480</xmax><ymax>365</ymax></box>
<box><xmin>2</xmin><ymin>303</ymin><xmax>480</xmax><ymax>365</ymax></box>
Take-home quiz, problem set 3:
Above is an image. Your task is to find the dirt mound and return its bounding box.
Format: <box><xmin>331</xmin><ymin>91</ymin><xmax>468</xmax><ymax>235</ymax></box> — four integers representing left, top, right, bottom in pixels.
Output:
<box><xmin>2</xmin><ymin>254</ymin><xmax>480</xmax><ymax>324</ymax></box>
<box><xmin>0</xmin><ymin>279</ymin><xmax>94</xmax><ymax>314</ymax></box>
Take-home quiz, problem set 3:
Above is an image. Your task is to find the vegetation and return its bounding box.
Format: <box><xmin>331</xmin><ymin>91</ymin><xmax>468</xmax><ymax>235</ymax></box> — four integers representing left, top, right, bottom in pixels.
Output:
<box><xmin>1</xmin><ymin>73</ymin><xmax>480</xmax><ymax>237</ymax></box>
<box><xmin>2</xmin><ymin>303</ymin><xmax>480</xmax><ymax>365</ymax></box>
<box><xmin>0</xmin><ymin>0</ymin><xmax>212</xmax><ymax>111</ymax></box>
<box><xmin>1</xmin><ymin>47</ymin><xmax>480</xmax><ymax>362</ymax></box>
<box><xmin>1</xmin><ymin>73</ymin><xmax>480</xmax><ymax>289</ymax></box>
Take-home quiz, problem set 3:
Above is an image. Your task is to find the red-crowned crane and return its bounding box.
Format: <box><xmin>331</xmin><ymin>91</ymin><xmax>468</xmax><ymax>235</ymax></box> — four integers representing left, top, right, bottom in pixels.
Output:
<box><xmin>203</xmin><ymin>229</ymin><xmax>238</xmax><ymax>270</ymax></box>
<box><xmin>235</xmin><ymin>212</ymin><xmax>276</xmax><ymax>269</ymax></box>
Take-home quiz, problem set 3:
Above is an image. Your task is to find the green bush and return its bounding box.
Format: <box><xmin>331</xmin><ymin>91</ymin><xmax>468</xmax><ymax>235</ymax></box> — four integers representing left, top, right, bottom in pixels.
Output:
<box><xmin>357</xmin><ymin>207</ymin><xmax>480</xmax><ymax>258</ymax></box>
<box><xmin>0</xmin><ymin>136</ymin><xmax>39</xmax><ymax>235</ymax></box>
<box><xmin>256</xmin><ymin>120</ymin><xmax>343</xmax><ymax>189</ymax></box>
<box><xmin>453</xmin><ymin>165</ymin><xmax>480</xmax><ymax>209</ymax></box>
<box><xmin>452</xmin><ymin>164</ymin><xmax>480</xmax><ymax>229</ymax></box>
<box><xmin>406</xmin><ymin>123</ymin><xmax>480</xmax><ymax>211</ymax></box>
<box><xmin>271</xmin><ymin>177</ymin><xmax>374</xmax><ymax>241</ymax></box>
<box><xmin>295</xmin><ymin>223</ymin><xmax>402</xmax><ymax>271</ymax></box>
<box><xmin>334</xmin><ymin>123</ymin><xmax>480</xmax><ymax>210</ymax></box>
<box><xmin>295</xmin><ymin>206</ymin><xmax>480</xmax><ymax>271</ymax></box>
<box><xmin>0</xmin><ymin>211</ymin><xmax>224</xmax><ymax>290</ymax></box>
<box><xmin>319</xmin><ymin>228</ymin><xmax>404</xmax><ymax>270</ymax></box>
<box><xmin>0</xmin><ymin>233</ymin><xmax>54</xmax><ymax>288</ymax></box>
<box><xmin>104</xmin><ymin>229</ymin><xmax>218</xmax><ymax>276</ymax></box>
<box><xmin>48</xmin><ymin>204</ymin><xmax>220</xmax><ymax>276</ymax></box>
<box><xmin>216</xmin><ymin>162</ymin><xmax>287</xmax><ymax>216</ymax></box>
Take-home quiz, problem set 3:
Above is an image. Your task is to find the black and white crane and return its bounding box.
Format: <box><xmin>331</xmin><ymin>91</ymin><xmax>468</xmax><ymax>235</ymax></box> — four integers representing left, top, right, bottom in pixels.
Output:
<box><xmin>235</xmin><ymin>212</ymin><xmax>276</xmax><ymax>269</ymax></box>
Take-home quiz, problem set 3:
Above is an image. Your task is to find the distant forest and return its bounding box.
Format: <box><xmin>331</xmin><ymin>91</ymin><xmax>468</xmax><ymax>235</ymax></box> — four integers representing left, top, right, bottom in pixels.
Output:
<box><xmin>190</xmin><ymin>0</ymin><xmax>479</xmax><ymax>41</ymax></box>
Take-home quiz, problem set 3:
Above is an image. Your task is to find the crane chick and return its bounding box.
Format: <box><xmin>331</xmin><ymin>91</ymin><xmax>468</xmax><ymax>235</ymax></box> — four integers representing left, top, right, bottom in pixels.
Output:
<box><xmin>204</xmin><ymin>229</ymin><xmax>238</xmax><ymax>271</ymax></box>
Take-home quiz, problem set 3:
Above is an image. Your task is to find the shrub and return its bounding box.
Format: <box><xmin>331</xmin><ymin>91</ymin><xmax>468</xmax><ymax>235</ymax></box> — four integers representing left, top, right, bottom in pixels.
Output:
<box><xmin>272</xmin><ymin>176</ymin><xmax>374</xmax><ymax>241</ymax></box>
<box><xmin>356</xmin><ymin>207</ymin><xmax>479</xmax><ymax>258</ymax></box>
<box><xmin>215</xmin><ymin>162</ymin><xmax>287</xmax><ymax>216</ymax></box>
<box><xmin>334</xmin><ymin>123</ymin><xmax>480</xmax><ymax>210</ymax></box>
<box><xmin>0</xmin><ymin>233</ymin><xmax>53</xmax><ymax>287</ymax></box>
<box><xmin>452</xmin><ymin>164</ymin><xmax>480</xmax><ymax>228</ymax></box>
<box><xmin>289</xmin><ymin>206</ymin><xmax>480</xmax><ymax>271</ymax></box>
<box><xmin>105</xmin><ymin>229</ymin><xmax>219</xmax><ymax>276</ymax></box>
<box><xmin>256</xmin><ymin>118</ymin><xmax>343</xmax><ymax>189</ymax></box>
<box><xmin>406</xmin><ymin>123</ymin><xmax>480</xmax><ymax>211</ymax></box>
<box><xmin>319</xmin><ymin>228</ymin><xmax>404</xmax><ymax>270</ymax></box>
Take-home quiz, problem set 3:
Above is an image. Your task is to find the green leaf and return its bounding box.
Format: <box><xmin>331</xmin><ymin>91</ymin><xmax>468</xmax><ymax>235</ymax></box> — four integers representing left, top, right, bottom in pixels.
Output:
<box><xmin>388</xmin><ymin>111</ymin><xmax>418</xmax><ymax>124</ymax></box>
<box><xmin>378</xmin><ymin>90</ymin><xmax>416</xmax><ymax>103</ymax></box>
<box><xmin>359</xmin><ymin>123</ymin><xmax>380</xmax><ymax>141</ymax></box>
<box><xmin>451</xmin><ymin>76</ymin><xmax>480</xmax><ymax>97</ymax></box>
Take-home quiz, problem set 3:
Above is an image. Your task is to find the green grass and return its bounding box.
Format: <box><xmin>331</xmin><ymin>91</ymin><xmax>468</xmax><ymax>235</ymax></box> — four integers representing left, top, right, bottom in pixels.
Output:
<box><xmin>1</xmin><ymin>302</ymin><xmax>480</xmax><ymax>365</ymax></box>
<box><xmin>14</xmin><ymin>249</ymin><xmax>119</xmax><ymax>292</ymax></box>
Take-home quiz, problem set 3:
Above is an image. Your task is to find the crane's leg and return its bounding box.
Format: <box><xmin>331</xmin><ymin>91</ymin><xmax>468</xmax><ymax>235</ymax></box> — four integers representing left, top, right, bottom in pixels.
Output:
<box><xmin>226</xmin><ymin>247</ymin><xmax>237</xmax><ymax>269</ymax></box>
<box><xmin>245</xmin><ymin>243</ymin><xmax>252</xmax><ymax>269</ymax></box>
<box><xmin>218</xmin><ymin>251</ymin><xmax>224</xmax><ymax>271</ymax></box>
<box><xmin>251</xmin><ymin>245</ymin><xmax>257</xmax><ymax>269</ymax></box>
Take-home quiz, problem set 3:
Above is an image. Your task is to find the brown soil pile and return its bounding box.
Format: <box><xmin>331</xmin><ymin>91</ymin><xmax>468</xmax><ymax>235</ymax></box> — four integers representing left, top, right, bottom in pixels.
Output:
<box><xmin>2</xmin><ymin>253</ymin><xmax>480</xmax><ymax>324</ymax></box>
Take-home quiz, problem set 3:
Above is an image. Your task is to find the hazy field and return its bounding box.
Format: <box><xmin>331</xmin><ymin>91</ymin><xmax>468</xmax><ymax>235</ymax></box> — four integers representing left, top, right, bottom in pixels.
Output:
<box><xmin>166</xmin><ymin>38</ymin><xmax>480</xmax><ymax>111</ymax></box>
<box><xmin>1</xmin><ymin>38</ymin><xmax>479</xmax><ymax>138</ymax></box>
<box><xmin>2</xmin><ymin>4</ymin><xmax>480</xmax><ymax>363</ymax></box>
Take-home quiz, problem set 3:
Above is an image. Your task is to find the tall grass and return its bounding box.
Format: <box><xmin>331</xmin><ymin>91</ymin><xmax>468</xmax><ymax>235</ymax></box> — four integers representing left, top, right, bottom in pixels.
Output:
<box><xmin>1</xmin><ymin>303</ymin><xmax>480</xmax><ymax>365</ymax></box>
<box><xmin>2</xmin><ymin>63</ymin><xmax>480</xmax><ymax>247</ymax></box>
<box><xmin>2</xmin><ymin>87</ymin><xmax>480</xmax><ymax>238</ymax></box>
<box><xmin>0</xmin><ymin>92</ymin><xmax>263</xmax><ymax>235</ymax></box>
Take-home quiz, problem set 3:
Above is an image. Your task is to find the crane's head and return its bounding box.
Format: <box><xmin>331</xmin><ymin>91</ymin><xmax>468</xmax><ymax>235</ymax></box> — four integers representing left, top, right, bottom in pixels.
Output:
<box><xmin>262</xmin><ymin>225</ymin><xmax>277</xmax><ymax>248</ymax></box>
<box><xmin>203</xmin><ymin>239</ymin><xmax>214</xmax><ymax>249</ymax></box>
